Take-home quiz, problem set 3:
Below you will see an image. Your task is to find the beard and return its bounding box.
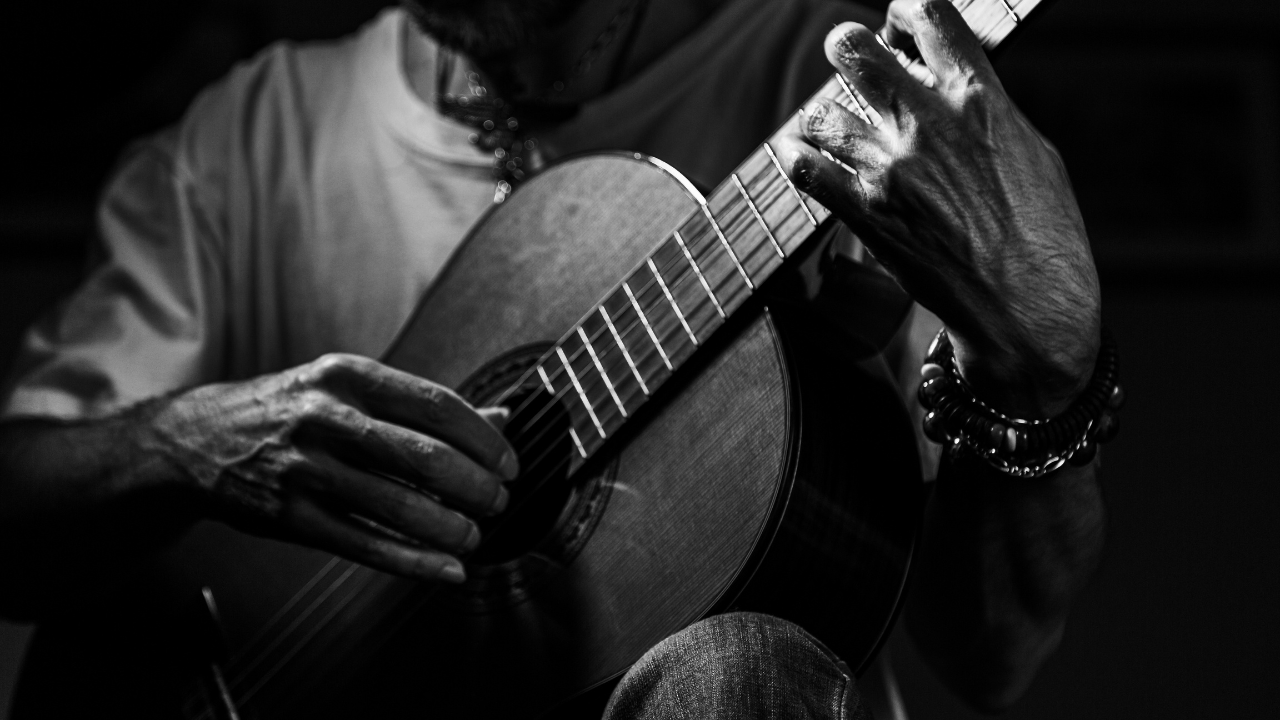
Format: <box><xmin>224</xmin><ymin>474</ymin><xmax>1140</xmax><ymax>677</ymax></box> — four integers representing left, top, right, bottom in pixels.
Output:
<box><xmin>401</xmin><ymin>0</ymin><xmax>591</xmax><ymax>59</ymax></box>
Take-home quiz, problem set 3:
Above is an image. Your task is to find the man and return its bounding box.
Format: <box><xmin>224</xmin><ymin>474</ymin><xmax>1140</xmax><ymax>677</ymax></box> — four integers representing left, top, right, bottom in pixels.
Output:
<box><xmin>0</xmin><ymin>0</ymin><xmax>1106</xmax><ymax>717</ymax></box>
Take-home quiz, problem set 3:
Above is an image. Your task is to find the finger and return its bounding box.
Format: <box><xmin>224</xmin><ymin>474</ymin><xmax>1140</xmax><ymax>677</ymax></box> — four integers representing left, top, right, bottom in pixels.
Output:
<box><xmin>824</xmin><ymin>22</ymin><xmax>926</xmax><ymax>122</ymax></box>
<box><xmin>313</xmin><ymin>355</ymin><xmax>519</xmax><ymax>480</ymax></box>
<box><xmin>883</xmin><ymin>0</ymin><xmax>996</xmax><ymax>96</ymax></box>
<box><xmin>286</xmin><ymin>495</ymin><xmax>467</xmax><ymax>583</ymax></box>
<box><xmin>312</xmin><ymin>410</ymin><xmax>511</xmax><ymax>517</ymax></box>
<box><xmin>798</xmin><ymin>98</ymin><xmax>891</xmax><ymax>174</ymax></box>
<box><xmin>773</xmin><ymin>130</ymin><xmax>870</xmax><ymax>223</ymax></box>
<box><xmin>310</xmin><ymin>452</ymin><xmax>481</xmax><ymax>554</ymax></box>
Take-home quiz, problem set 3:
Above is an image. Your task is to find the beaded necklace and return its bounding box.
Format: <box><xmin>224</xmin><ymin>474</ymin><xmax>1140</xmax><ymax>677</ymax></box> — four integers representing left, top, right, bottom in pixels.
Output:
<box><xmin>433</xmin><ymin>0</ymin><xmax>650</xmax><ymax>202</ymax></box>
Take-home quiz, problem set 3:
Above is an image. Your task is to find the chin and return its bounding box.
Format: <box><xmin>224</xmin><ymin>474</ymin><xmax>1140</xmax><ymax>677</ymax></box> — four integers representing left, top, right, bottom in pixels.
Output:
<box><xmin>400</xmin><ymin>0</ymin><xmax>588</xmax><ymax>57</ymax></box>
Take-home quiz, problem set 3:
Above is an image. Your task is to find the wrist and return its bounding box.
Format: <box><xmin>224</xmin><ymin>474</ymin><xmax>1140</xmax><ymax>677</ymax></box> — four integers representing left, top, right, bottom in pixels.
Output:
<box><xmin>919</xmin><ymin>327</ymin><xmax>1120</xmax><ymax>478</ymax></box>
<box><xmin>949</xmin><ymin>323</ymin><xmax>1100</xmax><ymax>418</ymax></box>
<box><xmin>130</xmin><ymin>393</ymin><xmax>218</xmax><ymax>511</ymax></box>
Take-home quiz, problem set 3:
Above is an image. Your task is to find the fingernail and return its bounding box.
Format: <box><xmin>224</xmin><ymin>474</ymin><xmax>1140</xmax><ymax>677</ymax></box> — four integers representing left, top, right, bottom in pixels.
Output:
<box><xmin>463</xmin><ymin>521</ymin><xmax>482</xmax><ymax>552</ymax></box>
<box><xmin>485</xmin><ymin>406</ymin><xmax>512</xmax><ymax>430</ymax></box>
<box><xmin>439</xmin><ymin>560</ymin><xmax>466</xmax><ymax>584</ymax></box>
<box><xmin>803</xmin><ymin>102</ymin><xmax>827</xmax><ymax>131</ymax></box>
<box><xmin>790</xmin><ymin>150</ymin><xmax>817</xmax><ymax>191</ymax></box>
<box><xmin>491</xmin><ymin>485</ymin><xmax>510</xmax><ymax>515</ymax></box>
<box><xmin>499</xmin><ymin>449</ymin><xmax>520</xmax><ymax>480</ymax></box>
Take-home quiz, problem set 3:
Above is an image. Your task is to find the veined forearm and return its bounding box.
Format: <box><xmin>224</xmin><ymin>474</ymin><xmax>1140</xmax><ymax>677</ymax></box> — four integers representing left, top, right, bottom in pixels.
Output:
<box><xmin>905</xmin><ymin>451</ymin><xmax>1105</xmax><ymax>710</ymax></box>
<box><xmin>0</xmin><ymin>406</ymin><xmax>199</xmax><ymax>618</ymax></box>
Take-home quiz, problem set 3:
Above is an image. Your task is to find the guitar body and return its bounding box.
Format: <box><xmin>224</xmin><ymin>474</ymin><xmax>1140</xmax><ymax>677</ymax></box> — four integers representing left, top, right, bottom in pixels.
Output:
<box><xmin>14</xmin><ymin>154</ymin><xmax>922</xmax><ymax>720</ymax></box>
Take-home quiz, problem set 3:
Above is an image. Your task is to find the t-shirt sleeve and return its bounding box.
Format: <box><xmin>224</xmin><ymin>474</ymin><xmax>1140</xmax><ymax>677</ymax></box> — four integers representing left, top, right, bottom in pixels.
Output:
<box><xmin>0</xmin><ymin>129</ymin><xmax>226</xmax><ymax>421</ymax></box>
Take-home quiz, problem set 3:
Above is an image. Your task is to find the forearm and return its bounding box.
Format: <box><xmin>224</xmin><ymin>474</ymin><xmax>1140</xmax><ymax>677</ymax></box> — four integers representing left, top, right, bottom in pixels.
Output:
<box><xmin>0</xmin><ymin>402</ymin><xmax>199</xmax><ymax>618</ymax></box>
<box><xmin>905</xmin><ymin>451</ymin><xmax>1105</xmax><ymax>711</ymax></box>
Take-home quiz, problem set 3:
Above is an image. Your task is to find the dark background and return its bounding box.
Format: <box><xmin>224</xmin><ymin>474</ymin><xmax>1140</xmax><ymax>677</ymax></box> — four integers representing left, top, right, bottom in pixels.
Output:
<box><xmin>1</xmin><ymin>0</ymin><xmax>1277</xmax><ymax>717</ymax></box>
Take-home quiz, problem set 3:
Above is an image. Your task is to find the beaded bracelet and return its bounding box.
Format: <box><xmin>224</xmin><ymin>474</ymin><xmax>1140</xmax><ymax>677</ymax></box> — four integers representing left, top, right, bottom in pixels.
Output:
<box><xmin>918</xmin><ymin>328</ymin><xmax>1123</xmax><ymax>478</ymax></box>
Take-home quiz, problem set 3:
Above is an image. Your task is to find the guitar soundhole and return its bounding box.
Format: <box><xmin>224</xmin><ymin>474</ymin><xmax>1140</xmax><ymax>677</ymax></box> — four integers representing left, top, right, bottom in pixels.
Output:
<box><xmin>471</xmin><ymin>382</ymin><xmax>575</xmax><ymax>565</ymax></box>
<box><xmin>455</xmin><ymin>345</ymin><xmax>616</xmax><ymax>608</ymax></box>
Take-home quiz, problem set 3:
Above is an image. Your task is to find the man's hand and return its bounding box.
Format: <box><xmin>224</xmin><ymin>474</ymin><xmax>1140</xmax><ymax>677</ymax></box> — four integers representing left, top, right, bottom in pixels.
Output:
<box><xmin>147</xmin><ymin>353</ymin><xmax>518</xmax><ymax>584</ymax></box>
<box><xmin>778</xmin><ymin>0</ymin><xmax>1101</xmax><ymax>417</ymax></box>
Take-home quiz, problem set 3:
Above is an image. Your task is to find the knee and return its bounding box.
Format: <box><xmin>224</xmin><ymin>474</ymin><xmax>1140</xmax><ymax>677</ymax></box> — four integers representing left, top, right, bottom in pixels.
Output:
<box><xmin>647</xmin><ymin>611</ymin><xmax>818</xmax><ymax>677</ymax></box>
<box><xmin>606</xmin><ymin>613</ymin><xmax>862</xmax><ymax>720</ymax></box>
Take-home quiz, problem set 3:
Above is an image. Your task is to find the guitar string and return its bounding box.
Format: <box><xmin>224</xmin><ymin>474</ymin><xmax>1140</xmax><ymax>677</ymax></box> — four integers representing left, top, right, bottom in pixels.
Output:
<box><xmin>499</xmin><ymin>155</ymin><xmax>798</xmax><ymax>430</ymax></box>
<box><xmin>501</xmin><ymin>55</ymin><xmax>927</xmax><ymax>436</ymax></box>
<box><xmin>219</xmin><ymin>116</ymin><xmax>821</xmax><ymax>701</ymax></box>
<box><xmin>469</xmin><ymin>171</ymin><xmax>808</xmax><ymax>531</ymax></box>
<box><xmin>494</xmin><ymin>189</ymin><xmax>795</xmax><ymax>476</ymax></box>
<box><xmin>526</xmin><ymin>176</ymin><xmax>796</xmax><ymax>439</ymax></box>
<box><xmin>227</xmin><ymin>561</ymin><xmax>358</xmax><ymax>690</ymax></box>
<box><xmin>442</xmin><ymin>164</ymin><xmax>803</xmax><ymax>530</ymax></box>
<box><xmin>223</xmin><ymin>70</ymin><xmax>849</xmax><ymax>703</ymax></box>
<box><xmin>501</xmin><ymin>182</ymin><xmax>779</xmax><ymax>444</ymax></box>
<box><xmin>215</xmin><ymin>169</ymin><xmax>800</xmax><ymax>700</ymax></box>
<box><xmin>235</xmin><ymin>566</ymin><xmax>384</xmax><ymax>706</ymax></box>
<box><xmin>226</xmin><ymin>556</ymin><xmax>344</xmax><ymax>687</ymax></box>
<box><xmin>499</xmin><ymin>162</ymin><xmax>802</xmax><ymax>459</ymax></box>
<box><xmin>220</xmin><ymin>161</ymin><xmax>807</xmax><ymax>695</ymax></box>
<box><xmin>500</xmin><ymin>160</ymin><xmax>777</xmax><ymax>417</ymax></box>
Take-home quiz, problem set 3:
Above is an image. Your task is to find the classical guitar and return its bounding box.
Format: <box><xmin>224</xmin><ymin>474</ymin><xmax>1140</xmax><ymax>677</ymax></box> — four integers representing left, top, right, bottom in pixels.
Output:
<box><xmin>38</xmin><ymin>1</ymin><xmax>1049</xmax><ymax>717</ymax></box>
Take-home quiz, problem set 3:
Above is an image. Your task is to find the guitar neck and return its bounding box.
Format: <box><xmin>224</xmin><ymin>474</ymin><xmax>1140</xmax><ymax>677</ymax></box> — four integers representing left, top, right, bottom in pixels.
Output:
<box><xmin>505</xmin><ymin>0</ymin><xmax>1047</xmax><ymax>470</ymax></box>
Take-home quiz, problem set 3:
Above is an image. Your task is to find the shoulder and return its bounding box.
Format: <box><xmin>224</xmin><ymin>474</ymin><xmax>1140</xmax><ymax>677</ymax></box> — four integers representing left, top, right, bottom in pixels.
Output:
<box><xmin>168</xmin><ymin>10</ymin><xmax>402</xmax><ymax>227</ymax></box>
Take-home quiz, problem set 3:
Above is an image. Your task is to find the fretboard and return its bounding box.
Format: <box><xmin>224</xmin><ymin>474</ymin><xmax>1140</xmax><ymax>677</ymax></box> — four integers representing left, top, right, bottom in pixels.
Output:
<box><xmin>503</xmin><ymin>0</ymin><xmax>1045</xmax><ymax>470</ymax></box>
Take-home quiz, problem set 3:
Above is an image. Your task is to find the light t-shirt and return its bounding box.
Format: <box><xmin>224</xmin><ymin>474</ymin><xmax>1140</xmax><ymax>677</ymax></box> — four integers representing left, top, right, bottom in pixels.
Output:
<box><xmin>0</xmin><ymin>0</ymin><xmax>883</xmax><ymax>420</ymax></box>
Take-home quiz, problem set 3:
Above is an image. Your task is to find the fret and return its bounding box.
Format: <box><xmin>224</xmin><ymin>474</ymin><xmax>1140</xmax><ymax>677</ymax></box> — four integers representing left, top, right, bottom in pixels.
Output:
<box><xmin>673</xmin><ymin>230</ymin><xmax>724</xmax><ymax>319</ymax></box>
<box><xmin>538</xmin><ymin>361</ymin><xmax>592</xmax><ymax>459</ymax></box>
<box><xmin>731</xmin><ymin>173</ymin><xmax>784</xmax><ymax>260</ymax></box>
<box><xmin>599</xmin><ymin>305</ymin><xmax>650</xmax><ymax>396</ymax></box>
<box><xmin>740</xmin><ymin>160</ymin><xmax>811</xmax><ymax>255</ymax></box>
<box><xmin>602</xmin><ymin>287</ymin><xmax>671</xmax><ymax>391</ymax></box>
<box><xmin>706</xmin><ymin>183</ymin><xmax>776</xmax><ymax>284</ymax></box>
<box><xmin>567</xmin><ymin>427</ymin><xmax>588</xmax><ymax>459</ymax></box>
<box><xmin>676</xmin><ymin>212</ymin><xmax>752</xmax><ymax>315</ymax></box>
<box><xmin>536</xmin><ymin>364</ymin><xmax>555</xmax><ymax>394</ymax></box>
<box><xmin>820</xmin><ymin>149</ymin><xmax>860</xmax><ymax>179</ymax></box>
<box><xmin>763</xmin><ymin>142</ymin><xmax>818</xmax><ymax>227</ymax></box>
<box><xmin>577</xmin><ymin>310</ymin><xmax>641</xmax><ymax>414</ymax></box>
<box><xmin>629</xmin><ymin>265</ymin><xmax>699</xmax><ymax>368</ymax></box>
<box><xmin>734</xmin><ymin>160</ymin><xmax>797</xmax><ymax>248</ymax></box>
<box><xmin>647</xmin><ymin>258</ymin><xmax>698</xmax><ymax>346</ymax></box>
<box><xmin>968</xmin><ymin>1</ymin><xmax>1004</xmax><ymax>45</ymax></box>
<box><xmin>562</xmin><ymin>325</ymin><xmax>630</xmax><ymax>431</ymax></box>
<box><xmin>834</xmin><ymin>73</ymin><xmax>881</xmax><ymax>127</ymax></box>
<box><xmin>650</xmin><ymin>235</ymin><xmax>723</xmax><ymax>340</ymax></box>
<box><xmin>699</xmin><ymin>203</ymin><xmax>754</xmax><ymax>290</ymax></box>
<box><xmin>578</xmin><ymin>326</ymin><xmax>627</xmax><ymax>418</ymax></box>
<box><xmin>623</xmin><ymin>281</ymin><xmax>673</xmax><ymax>371</ymax></box>
<box><xmin>557</xmin><ymin>346</ymin><xmax>606</xmax><ymax>439</ymax></box>
<box><xmin>998</xmin><ymin>0</ymin><xmax>1020</xmax><ymax>23</ymax></box>
<box><xmin>960</xmin><ymin>0</ymin><xmax>1018</xmax><ymax>48</ymax></box>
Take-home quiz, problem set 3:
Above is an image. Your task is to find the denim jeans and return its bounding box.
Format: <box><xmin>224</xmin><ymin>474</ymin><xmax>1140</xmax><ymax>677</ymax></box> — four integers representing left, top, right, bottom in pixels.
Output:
<box><xmin>602</xmin><ymin>612</ymin><xmax>874</xmax><ymax>720</ymax></box>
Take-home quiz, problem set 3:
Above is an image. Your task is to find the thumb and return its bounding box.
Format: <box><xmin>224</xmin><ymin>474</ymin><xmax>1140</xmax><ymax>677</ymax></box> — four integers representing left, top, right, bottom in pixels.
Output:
<box><xmin>479</xmin><ymin>406</ymin><xmax>512</xmax><ymax>432</ymax></box>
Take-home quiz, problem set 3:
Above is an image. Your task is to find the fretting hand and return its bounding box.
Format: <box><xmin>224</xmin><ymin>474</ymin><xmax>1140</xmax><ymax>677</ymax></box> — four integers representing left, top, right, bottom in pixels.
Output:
<box><xmin>777</xmin><ymin>0</ymin><xmax>1101</xmax><ymax>417</ymax></box>
<box><xmin>146</xmin><ymin>353</ymin><xmax>518</xmax><ymax>583</ymax></box>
